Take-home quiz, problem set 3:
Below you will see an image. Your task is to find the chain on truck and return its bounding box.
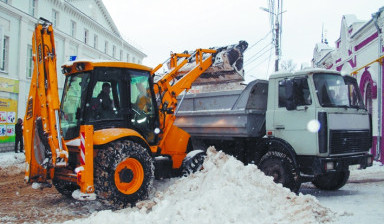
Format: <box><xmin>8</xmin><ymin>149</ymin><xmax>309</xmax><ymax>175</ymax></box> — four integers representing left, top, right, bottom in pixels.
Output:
<box><xmin>23</xmin><ymin>18</ymin><xmax>248</xmax><ymax>209</ymax></box>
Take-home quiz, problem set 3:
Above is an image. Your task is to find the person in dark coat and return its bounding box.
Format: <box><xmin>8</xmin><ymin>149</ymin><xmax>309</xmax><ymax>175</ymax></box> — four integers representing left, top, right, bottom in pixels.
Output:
<box><xmin>15</xmin><ymin>118</ymin><xmax>23</xmax><ymax>153</ymax></box>
<box><xmin>96</xmin><ymin>82</ymin><xmax>113</xmax><ymax>118</ymax></box>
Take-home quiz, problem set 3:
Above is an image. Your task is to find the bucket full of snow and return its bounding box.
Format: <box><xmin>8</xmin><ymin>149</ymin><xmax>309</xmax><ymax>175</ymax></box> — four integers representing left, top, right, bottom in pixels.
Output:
<box><xmin>191</xmin><ymin>40</ymin><xmax>248</xmax><ymax>85</ymax></box>
<box><xmin>157</xmin><ymin>41</ymin><xmax>248</xmax><ymax>86</ymax></box>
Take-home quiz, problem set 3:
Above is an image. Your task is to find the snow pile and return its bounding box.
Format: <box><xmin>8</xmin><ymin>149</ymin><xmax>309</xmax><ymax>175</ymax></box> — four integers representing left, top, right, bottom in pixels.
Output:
<box><xmin>0</xmin><ymin>152</ymin><xmax>25</xmax><ymax>176</ymax></box>
<box><xmin>63</xmin><ymin>148</ymin><xmax>336</xmax><ymax>224</ymax></box>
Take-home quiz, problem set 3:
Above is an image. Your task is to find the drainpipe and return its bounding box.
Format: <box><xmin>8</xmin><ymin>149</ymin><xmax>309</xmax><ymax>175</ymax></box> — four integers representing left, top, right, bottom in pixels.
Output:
<box><xmin>372</xmin><ymin>8</ymin><xmax>383</xmax><ymax>161</ymax></box>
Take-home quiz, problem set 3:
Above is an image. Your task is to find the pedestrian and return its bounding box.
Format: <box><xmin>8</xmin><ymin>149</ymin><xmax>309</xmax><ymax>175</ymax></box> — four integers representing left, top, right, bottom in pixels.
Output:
<box><xmin>15</xmin><ymin>118</ymin><xmax>23</xmax><ymax>153</ymax></box>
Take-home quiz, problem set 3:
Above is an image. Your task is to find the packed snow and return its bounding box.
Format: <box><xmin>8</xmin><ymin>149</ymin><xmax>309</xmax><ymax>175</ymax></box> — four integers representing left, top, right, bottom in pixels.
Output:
<box><xmin>0</xmin><ymin>148</ymin><xmax>383</xmax><ymax>224</ymax></box>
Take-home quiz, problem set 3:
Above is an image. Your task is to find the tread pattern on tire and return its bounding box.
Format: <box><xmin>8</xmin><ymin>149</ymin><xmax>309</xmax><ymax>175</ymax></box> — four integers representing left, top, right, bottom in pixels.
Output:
<box><xmin>181</xmin><ymin>150</ymin><xmax>206</xmax><ymax>176</ymax></box>
<box><xmin>94</xmin><ymin>140</ymin><xmax>154</xmax><ymax>209</ymax></box>
<box><xmin>259</xmin><ymin>150</ymin><xmax>301</xmax><ymax>192</ymax></box>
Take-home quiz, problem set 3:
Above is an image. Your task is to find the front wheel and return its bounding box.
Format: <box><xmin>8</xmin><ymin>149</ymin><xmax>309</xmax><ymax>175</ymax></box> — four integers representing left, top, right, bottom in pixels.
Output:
<box><xmin>312</xmin><ymin>171</ymin><xmax>350</xmax><ymax>191</ymax></box>
<box><xmin>258</xmin><ymin>150</ymin><xmax>301</xmax><ymax>192</ymax></box>
<box><xmin>94</xmin><ymin>140</ymin><xmax>154</xmax><ymax>209</ymax></box>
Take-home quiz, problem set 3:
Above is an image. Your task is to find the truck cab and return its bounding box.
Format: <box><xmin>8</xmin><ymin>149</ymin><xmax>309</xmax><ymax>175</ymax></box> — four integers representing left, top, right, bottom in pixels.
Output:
<box><xmin>266</xmin><ymin>69</ymin><xmax>372</xmax><ymax>188</ymax></box>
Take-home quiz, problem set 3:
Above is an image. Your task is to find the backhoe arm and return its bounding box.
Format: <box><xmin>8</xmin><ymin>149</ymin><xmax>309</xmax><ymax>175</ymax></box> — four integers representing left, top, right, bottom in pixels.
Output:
<box><xmin>24</xmin><ymin>19</ymin><xmax>68</xmax><ymax>183</ymax></box>
<box><xmin>151</xmin><ymin>41</ymin><xmax>247</xmax><ymax>168</ymax></box>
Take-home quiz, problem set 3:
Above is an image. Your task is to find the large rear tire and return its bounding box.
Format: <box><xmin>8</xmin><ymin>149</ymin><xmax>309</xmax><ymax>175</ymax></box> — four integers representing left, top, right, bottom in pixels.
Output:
<box><xmin>94</xmin><ymin>140</ymin><xmax>154</xmax><ymax>209</ymax></box>
<box><xmin>312</xmin><ymin>170</ymin><xmax>350</xmax><ymax>191</ymax></box>
<box><xmin>259</xmin><ymin>150</ymin><xmax>301</xmax><ymax>192</ymax></box>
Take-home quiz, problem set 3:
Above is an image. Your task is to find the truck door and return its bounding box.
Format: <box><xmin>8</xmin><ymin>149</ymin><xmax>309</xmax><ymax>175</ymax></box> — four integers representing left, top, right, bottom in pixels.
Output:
<box><xmin>272</xmin><ymin>77</ymin><xmax>317</xmax><ymax>155</ymax></box>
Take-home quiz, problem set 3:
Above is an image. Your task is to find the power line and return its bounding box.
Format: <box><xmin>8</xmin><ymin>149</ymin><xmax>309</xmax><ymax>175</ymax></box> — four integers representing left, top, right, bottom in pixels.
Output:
<box><xmin>245</xmin><ymin>45</ymin><xmax>274</xmax><ymax>66</ymax></box>
<box><xmin>245</xmin><ymin>31</ymin><xmax>272</xmax><ymax>52</ymax></box>
<box><xmin>247</xmin><ymin>54</ymin><xmax>272</xmax><ymax>74</ymax></box>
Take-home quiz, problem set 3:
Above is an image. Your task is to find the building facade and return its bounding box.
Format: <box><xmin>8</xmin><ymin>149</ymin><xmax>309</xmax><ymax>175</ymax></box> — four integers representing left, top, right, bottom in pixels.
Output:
<box><xmin>0</xmin><ymin>0</ymin><xmax>146</xmax><ymax>151</ymax></box>
<box><xmin>313</xmin><ymin>7</ymin><xmax>384</xmax><ymax>163</ymax></box>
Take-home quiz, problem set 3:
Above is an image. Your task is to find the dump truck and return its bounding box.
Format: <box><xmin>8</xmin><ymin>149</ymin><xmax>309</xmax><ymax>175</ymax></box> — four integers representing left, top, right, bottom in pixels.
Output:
<box><xmin>23</xmin><ymin>18</ymin><xmax>247</xmax><ymax>208</ymax></box>
<box><xmin>175</xmin><ymin>69</ymin><xmax>373</xmax><ymax>192</ymax></box>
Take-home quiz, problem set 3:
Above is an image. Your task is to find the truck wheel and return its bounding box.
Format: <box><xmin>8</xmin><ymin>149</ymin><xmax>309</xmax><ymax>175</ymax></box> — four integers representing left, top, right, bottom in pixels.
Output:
<box><xmin>181</xmin><ymin>150</ymin><xmax>206</xmax><ymax>176</ymax></box>
<box><xmin>312</xmin><ymin>170</ymin><xmax>350</xmax><ymax>191</ymax></box>
<box><xmin>94</xmin><ymin>140</ymin><xmax>154</xmax><ymax>209</ymax></box>
<box><xmin>258</xmin><ymin>151</ymin><xmax>300</xmax><ymax>192</ymax></box>
<box><xmin>52</xmin><ymin>179</ymin><xmax>79</xmax><ymax>198</ymax></box>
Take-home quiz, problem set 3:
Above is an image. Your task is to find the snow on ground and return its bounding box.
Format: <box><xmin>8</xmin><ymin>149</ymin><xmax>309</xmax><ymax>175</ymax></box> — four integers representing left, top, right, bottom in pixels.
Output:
<box><xmin>0</xmin><ymin>149</ymin><xmax>383</xmax><ymax>224</ymax></box>
<box><xmin>63</xmin><ymin>148</ymin><xmax>336</xmax><ymax>224</ymax></box>
<box><xmin>0</xmin><ymin>151</ymin><xmax>25</xmax><ymax>176</ymax></box>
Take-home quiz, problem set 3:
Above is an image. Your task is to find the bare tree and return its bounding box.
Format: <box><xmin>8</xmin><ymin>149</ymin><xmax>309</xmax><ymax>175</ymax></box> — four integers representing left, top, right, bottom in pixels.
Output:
<box><xmin>280</xmin><ymin>59</ymin><xmax>297</xmax><ymax>72</ymax></box>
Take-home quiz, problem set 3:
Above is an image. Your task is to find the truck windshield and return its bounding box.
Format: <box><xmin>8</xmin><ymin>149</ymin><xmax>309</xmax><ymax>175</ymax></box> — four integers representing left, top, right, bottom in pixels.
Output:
<box><xmin>313</xmin><ymin>73</ymin><xmax>365</xmax><ymax>109</ymax></box>
<box><xmin>60</xmin><ymin>72</ymin><xmax>90</xmax><ymax>140</ymax></box>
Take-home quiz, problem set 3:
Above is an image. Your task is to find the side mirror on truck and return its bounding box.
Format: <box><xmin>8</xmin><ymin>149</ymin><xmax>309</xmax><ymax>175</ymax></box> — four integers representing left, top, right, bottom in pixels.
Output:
<box><xmin>285</xmin><ymin>79</ymin><xmax>297</xmax><ymax>111</ymax></box>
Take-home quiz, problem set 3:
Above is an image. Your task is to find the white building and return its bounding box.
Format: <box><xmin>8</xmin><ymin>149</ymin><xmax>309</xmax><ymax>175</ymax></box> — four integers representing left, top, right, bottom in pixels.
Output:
<box><xmin>0</xmin><ymin>0</ymin><xmax>146</xmax><ymax>151</ymax></box>
<box><xmin>313</xmin><ymin>7</ymin><xmax>384</xmax><ymax>164</ymax></box>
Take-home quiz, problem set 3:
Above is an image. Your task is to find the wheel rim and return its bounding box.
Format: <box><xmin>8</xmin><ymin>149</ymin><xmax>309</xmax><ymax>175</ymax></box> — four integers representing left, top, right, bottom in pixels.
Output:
<box><xmin>114</xmin><ymin>158</ymin><xmax>144</xmax><ymax>195</ymax></box>
<box><xmin>263</xmin><ymin>163</ymin><xmax>285</xmax><ymax>184</ymax></box>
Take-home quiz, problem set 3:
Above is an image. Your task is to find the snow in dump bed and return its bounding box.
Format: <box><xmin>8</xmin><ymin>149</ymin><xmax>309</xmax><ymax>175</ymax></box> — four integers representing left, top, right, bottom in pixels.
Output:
<box><xmin>63</xmin><ymin>147</ymin><xmax>336</xmax><ymax>224</ymax></box>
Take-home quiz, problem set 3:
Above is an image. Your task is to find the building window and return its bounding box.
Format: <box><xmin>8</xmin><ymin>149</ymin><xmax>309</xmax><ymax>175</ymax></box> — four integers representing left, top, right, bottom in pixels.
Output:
<box><xmin>126</xmin><ymin>53</ymin><xmax>130</xmax><ymax>62</ymax></box>
<box><xmin>52</xmin><ymin>10</ymin><xmax>58</xmax><ymax>27</ymax></box>
<box><xmin>104</xmin><ymin>41</ymin><xmax>108</xmax><ymax>54</ymax></box>
<box><xmin>26</xmin><ymin>45</ymin><xmax>33</xmax><ymax>78</ymax></box>
<box><xmin>112</xmin><ymin>45</ymin><xmax>116</xmax><ymax>58</ymax></box>
<box><xmin>120</xmin><ymin>50</ymin><xmax>123</xmax><ymax>61</ymax></box>
<box><xmin>71</xmin><ymin>20</ymin><xmax>76</xmax><ymax>37</ymax></box>
<box><xmin>1</xmin><ymin>36</ymin><xmax>9</xmax><ymax>72</ymax></box>
<box><xmin>84</xmin><ymin>29</ymin><xmax>89</xmax><ymax>44</ymax></box>
<box><xmin>132</xmin><ymin>57</ymin><xmax>135</xmax><ymax>64</ymax></box>
<box><xmin>29</xmin><ymin>0</ymin><xmax>36</xmax><ymax>16</ymax></box>
<box><xmin>94</xmin><ymin>35</ymin><xmax>98</xmax><ymax>49</ymax></box>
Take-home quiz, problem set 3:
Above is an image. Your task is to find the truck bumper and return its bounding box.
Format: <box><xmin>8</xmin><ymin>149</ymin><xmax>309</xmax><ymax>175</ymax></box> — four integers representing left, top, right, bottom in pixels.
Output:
<box><xmin>298</xmin><ymin>153</ymin><xmax>373</xmax><ymax>176</ymax></box>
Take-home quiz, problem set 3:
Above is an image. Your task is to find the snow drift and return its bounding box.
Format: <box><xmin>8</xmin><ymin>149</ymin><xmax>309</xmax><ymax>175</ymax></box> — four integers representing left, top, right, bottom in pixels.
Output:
<box><xmin>63</xmin><ymin>147</ymin><xmax>336</xmax><ymax>224</ymax></box>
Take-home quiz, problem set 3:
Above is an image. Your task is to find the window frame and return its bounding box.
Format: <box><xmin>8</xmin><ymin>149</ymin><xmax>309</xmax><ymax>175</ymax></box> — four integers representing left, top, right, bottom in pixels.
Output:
<box><xmin>26</xmin><ymin>44</ymin><xmax>33</xmax><ymax>78</ymax></box>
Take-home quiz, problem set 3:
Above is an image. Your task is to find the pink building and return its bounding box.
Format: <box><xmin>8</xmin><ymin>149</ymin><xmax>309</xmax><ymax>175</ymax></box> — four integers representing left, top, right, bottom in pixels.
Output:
<box><xmin>313</xmin><ymin>7</ymin><xmax>384</xmax><ymax>163</ymax></box>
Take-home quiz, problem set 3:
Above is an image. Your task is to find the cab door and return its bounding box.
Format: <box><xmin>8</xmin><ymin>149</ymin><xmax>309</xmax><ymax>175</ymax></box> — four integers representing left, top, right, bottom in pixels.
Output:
<box><xmin>272</xmin><ymin>77</ymin><xmax>317</xmax><ymax>155</ymax></box>
<box><xmin>129</xmin><ymin>73</ymin><xmax>159</xmax><ymax>145</ymax></box>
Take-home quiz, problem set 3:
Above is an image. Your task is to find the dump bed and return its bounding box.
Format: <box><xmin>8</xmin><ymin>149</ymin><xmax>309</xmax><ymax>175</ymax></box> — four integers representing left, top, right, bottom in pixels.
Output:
<box><xmin>175</xmin><ymin>80</ymin><xmax>268</xmax><ymax>138</ymax></box>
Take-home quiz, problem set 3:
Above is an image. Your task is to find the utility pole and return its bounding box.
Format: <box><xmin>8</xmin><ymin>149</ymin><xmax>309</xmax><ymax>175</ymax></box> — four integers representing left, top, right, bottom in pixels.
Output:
<box><xmin>275</xmin><ymin>19</ymin><xmax>280</xmax><ymax>72</ymax></box>
<box><xmin>261</xmin><ymin>0</ymin><xmax>284</xmax><ymax>72</ymax></box>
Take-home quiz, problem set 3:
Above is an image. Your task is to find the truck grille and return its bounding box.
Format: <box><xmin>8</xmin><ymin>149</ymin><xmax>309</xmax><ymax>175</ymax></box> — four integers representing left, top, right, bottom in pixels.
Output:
<box><xmin>329</xmin><ymin>130</ymin><xmax>371</xmax><ymax>154</ymax></box>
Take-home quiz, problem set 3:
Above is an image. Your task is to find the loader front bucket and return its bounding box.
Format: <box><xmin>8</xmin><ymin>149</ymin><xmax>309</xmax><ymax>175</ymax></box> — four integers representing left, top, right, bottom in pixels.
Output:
<box><xmin>175</xmin><ymin>41</ymin><xmax>248</xmax><ymax>85</ymax></box>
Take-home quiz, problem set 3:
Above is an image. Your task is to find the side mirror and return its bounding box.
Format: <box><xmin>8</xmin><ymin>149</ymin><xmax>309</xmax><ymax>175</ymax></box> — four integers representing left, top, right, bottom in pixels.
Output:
<box><xmin>285</xmin><ymin>79</ymin><xmax>296</xmax><ymax>111</ymax></box>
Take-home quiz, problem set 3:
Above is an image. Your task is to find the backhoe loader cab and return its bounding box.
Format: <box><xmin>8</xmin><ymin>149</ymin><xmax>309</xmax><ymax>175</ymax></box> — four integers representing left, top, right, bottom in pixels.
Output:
<box><xmin>60</xmin><ymin>61</ymin><xmax>160</xmax><ymax>145</ymax></box>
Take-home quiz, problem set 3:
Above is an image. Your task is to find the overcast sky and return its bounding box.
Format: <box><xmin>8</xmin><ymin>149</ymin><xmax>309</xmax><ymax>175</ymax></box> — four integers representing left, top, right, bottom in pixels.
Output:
<box><xmin>103</xmin><ymin>0</ymin><xmax>383</xmax><ymax>80</ymax></box>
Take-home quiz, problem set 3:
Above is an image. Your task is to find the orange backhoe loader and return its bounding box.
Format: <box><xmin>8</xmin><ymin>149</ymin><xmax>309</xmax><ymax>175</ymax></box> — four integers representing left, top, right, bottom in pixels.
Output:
<box><xmin>24</xmin><ymin>18</ymin><xmax>247</xmax><ymax>208</ymax></box>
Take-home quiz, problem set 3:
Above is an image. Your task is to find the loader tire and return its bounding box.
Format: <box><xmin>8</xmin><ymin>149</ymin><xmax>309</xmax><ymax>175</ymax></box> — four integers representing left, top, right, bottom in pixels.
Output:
<box><xmin>94</xmin><ymin>140</ymin><xmax>154</xmax><ymax>209</ymax></box>
<box><xmin>312</xmin><ymin>170</ymin><xmax>350</xmax><ymax>191</ymax></box>
<box><xmin>181</xmin><ymin>150</ymin><xmax>206</xmax><ymax>176</ymax></box>
<box><xmin>259</xmin><ymin>150</ymin><xmax>301</xmax><ymax>193</ymax></box>
<box><xmin>52</xmin><ymin>179</ymin><xmax>79</xmax><ymax>198</ymax></box>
